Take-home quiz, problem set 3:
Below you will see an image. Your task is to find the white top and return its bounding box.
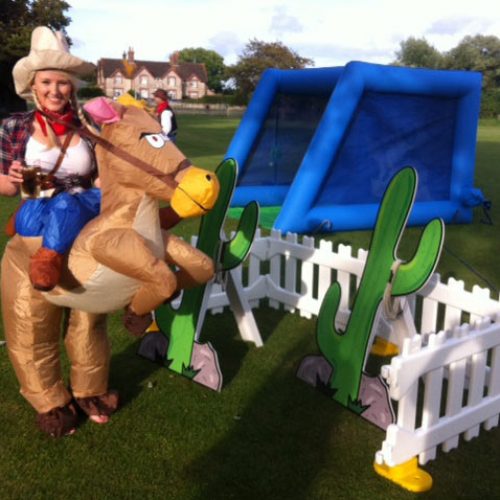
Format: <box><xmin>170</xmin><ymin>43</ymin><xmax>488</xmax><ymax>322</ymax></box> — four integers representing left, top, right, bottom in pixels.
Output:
<box><xmin>25</xmin><ymin>135</ymin><xmax>93</xmax><ymax>179</ymax></box>
<box><xmin>160</xmin><ymin>109</ymin><xmax>174</xmax><ymax>137</ymax></box>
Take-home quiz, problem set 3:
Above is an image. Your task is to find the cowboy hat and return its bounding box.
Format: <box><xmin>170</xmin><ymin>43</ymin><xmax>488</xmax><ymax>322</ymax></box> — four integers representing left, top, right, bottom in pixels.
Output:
<box><xmin>13</xmin><ymin>26</ymin><xmax>94</xmax><ymax>100</ymax></box>
<box><xmin>153</xmin><ymin>89</ymin><xmax>168</xmax><ymax>101</ymax></box>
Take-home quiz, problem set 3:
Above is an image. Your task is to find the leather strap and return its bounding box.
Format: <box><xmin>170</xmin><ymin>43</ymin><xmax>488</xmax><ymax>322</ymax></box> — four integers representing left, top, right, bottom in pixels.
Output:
<box><xmin>48</xmin><ymin>131</ymin><xmax>74</xmax><ymax>178</ymax></box>
<box><xmin>78</xmin><ymin>128</ymin><xmax>184</xmax><ymax>190</ymax></box>
<box><xmin>37</xmin><ymin>109</ymin><xmax>189</xmax><ymax>190</ymax></box>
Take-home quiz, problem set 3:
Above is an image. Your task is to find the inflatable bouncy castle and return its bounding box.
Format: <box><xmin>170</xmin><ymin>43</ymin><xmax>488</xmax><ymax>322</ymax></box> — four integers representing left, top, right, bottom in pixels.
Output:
<box><xmin>226</xmin><ymin>62</ymin><xmax>484</xmax><ymax>233</ymax></box>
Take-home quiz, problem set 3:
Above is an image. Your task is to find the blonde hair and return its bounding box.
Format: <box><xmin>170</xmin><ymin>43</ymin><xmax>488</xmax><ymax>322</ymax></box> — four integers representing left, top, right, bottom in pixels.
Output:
<box><xmin>31</xmin><ymin>70</ymin><xmax>99</xmax><ymax>147</ymax></box>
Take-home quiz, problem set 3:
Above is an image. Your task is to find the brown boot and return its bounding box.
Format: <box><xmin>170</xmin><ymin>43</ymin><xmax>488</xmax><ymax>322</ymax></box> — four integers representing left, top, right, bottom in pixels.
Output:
<box><xmin>123</xmin><ymin>306</ymin><xmax>153</xmax><ymax>337</ymax></box>
<box><xmin>75</xmin><ymin>390</ymin><xmax>119</xmax><ymax>424</ymax></box>
<box><xmin>36</xmin><ymin>402</ymin><xmax>78</xmax><ymax>438</ymax></box>
<box><xmin>29</xmin><ymin>247</ymin><xmax>64</xmax><ymax>291</ymax></box>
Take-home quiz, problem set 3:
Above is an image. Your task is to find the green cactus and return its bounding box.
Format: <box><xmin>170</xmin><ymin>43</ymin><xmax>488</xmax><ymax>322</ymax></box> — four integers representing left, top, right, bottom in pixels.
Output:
<box><xmin>317</xmin><ymin>167</ymin><xmax>444</xmax><ymax>408</ymax></box>
<box><xmin>155</xmin><ymin>158</ymin><xmax>259</xmax><ymax>374</ymax></box>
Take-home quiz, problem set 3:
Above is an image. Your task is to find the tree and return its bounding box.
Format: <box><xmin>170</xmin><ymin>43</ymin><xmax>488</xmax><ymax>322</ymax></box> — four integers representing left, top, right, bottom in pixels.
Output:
<box><xmin>394</xmin><ymin>37</ymin><xmax>444</xmax><ymax>69</ymax></box>
<box><xmin>444</xmin><ymin>35</ymin><xmax>500</xmax><ymax>90</ymax></box>
<box><xmin>0</xmin><ymin>0</ymin><xmax>71</xmax><ymax>117</ymax></box>
<box><xmin>227</xmin><ymin>39</ymin><xmax>314</xmax><ymax>103</ymax></box>
<box><xmin>177</xmin><ymin>47</ymin><xmax>226</xmax><ymax>94</ymax></box>
<box><xmin>394</xmin><ymin>34</ymin><xmax>500</xmax><ymax>117</ymax></box>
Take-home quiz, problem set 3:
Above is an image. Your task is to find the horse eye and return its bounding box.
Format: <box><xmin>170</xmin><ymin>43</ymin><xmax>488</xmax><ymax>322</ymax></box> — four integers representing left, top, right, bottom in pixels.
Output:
<box><xmin>144</xmin><ymin>134</ymin><xmax>165</xmax><ymax>149</ymax></box>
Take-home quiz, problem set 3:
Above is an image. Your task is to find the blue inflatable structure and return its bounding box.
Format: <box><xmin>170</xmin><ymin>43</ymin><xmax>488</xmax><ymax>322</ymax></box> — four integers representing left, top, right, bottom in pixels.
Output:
<box><xmin>226</xmin><ymin>62</ymin><xmax>484</xmax><ymax>233</ymax></box>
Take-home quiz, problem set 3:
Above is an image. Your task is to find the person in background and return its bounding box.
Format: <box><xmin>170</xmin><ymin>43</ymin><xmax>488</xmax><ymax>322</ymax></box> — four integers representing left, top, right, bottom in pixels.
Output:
<box><xmin>0</xmin><ymin>26</ymin><xmax>101</xmax><ymax>292</ymax></box>
<box><xmin>153</xmin><ymin>88</ymin><xmax>178</xmax><ymax>141</ymax></box>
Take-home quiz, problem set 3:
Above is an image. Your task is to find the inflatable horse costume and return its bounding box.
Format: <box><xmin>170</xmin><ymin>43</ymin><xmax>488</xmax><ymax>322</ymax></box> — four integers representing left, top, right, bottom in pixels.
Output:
<box><xmin>1</xmin><ymin>98</ymin><xmax>219</xmax><ymax>435</ymax></box>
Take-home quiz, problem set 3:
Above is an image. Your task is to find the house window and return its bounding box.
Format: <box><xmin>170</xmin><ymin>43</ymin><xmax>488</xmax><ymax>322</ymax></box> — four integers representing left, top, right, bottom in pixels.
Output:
<box><xmin>168</xmin><ymin>76</ymin><xmax>176</xmax><ymax>86</ymax></box>
<box><xmin>191</xmin><ymin>80</ymin><xmax>198</xmax><ymax>88</ymax></box>
<box><xmin>140</xmin><ymin>89</ymin><xmax>148</xmax><ymax>98</ymax></box>
<box><xmin>114</xmin><ymin>75</ymin><xmax>122</xmax><ymax>84</ymax></box>
<box><xmin>140</xmin><ymin>76</ymin><xmax>148</xmax><ymax>85</ymax></box>
<box><xmin>113</xmin><ymin>89</ymin><xmax>122</xmax><ymax>97</ymax></box>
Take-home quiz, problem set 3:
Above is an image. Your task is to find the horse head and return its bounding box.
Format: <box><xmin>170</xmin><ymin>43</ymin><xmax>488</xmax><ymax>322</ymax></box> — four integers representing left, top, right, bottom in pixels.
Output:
<box><xmin>84</xmin><ymin>97</ymin><xmax>219</xmax><ymax>219</ymax></box>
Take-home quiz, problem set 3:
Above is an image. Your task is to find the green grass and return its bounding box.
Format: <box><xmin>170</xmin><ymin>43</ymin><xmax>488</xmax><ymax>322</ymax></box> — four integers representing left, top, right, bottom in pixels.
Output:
<box><xmin>0</xmin><ymin>116</ymin><xmax>499</xmax><ymax>499</ymax></box>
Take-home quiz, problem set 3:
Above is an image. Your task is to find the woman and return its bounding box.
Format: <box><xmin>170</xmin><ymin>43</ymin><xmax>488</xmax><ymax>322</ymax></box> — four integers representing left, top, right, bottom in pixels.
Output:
<box><xmin>0</xmin><ymin>26</ymin><xmax>101</xmax><ymax>292</ymax></box>
<box><xmin>153</xmin><ymin>88</ymin><xmax>178</xmax><ymax>141</ymax></box>
<box><xmin>0</xmin><ymin>26</ymin><xmax>117</xmax><ymax>437</ymax></box>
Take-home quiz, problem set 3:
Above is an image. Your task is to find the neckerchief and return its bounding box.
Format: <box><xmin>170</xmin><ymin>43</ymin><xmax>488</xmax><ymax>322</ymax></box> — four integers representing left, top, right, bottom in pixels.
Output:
<box><xmin>35</xmin><ymin>106</ymin><xmax>76</xmax><ymax>136</ymax></box>
<box><xmin>156</xmin><ymin>101</ymin><xmax>169</xmax><ymax>117</ymax></box>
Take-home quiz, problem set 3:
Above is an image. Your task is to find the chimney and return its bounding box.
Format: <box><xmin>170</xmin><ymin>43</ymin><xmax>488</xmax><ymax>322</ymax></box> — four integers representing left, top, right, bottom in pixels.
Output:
<box><xmin>127</xmin><ymin>47</ymin><xmax>135</xmax><ymax>63</ymax></box>
<box><xmin>122</xmin><ymin>50</ymin><xmax>126</xmax><ymax>60</ymax></box>
<box><xmin>170</xmin><ymin>51</ymin><xmax>180</xmax><ymax>66</ymax></box>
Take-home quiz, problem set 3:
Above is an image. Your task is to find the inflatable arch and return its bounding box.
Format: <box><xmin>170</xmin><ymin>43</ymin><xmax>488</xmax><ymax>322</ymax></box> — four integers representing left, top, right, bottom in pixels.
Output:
<box><xmin>226</xmin><ymin>62</ymin><xmax>484</xmax><ymax>233</ymax></box>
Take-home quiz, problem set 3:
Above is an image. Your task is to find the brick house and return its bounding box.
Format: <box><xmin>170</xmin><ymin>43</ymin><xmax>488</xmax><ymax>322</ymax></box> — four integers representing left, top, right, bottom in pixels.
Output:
<box><xmin>97</xmin><ymin>48</ymin><xmax>209</xmax><ymax>100</ymax></box>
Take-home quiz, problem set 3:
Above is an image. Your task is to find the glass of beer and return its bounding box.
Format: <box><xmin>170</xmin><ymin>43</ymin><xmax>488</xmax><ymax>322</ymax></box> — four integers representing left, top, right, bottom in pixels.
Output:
<box><xmin>21</xmin><ymin>165</ymin><xmax>43</xmax><ymax>199</ymax></box>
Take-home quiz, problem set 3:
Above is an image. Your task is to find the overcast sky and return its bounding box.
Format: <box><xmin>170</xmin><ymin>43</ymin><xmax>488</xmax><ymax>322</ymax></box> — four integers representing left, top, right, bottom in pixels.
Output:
<box><xmin>68</xmin><ymin>0</ymin><xmax>500</xmax><ymax>67</ymax></box>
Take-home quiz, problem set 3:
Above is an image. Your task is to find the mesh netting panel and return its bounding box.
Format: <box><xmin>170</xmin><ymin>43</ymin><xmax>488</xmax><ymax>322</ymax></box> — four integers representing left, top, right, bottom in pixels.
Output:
<box><xmin>316</xmin><ymin>91</ymin><xmax>458</xmax><ymax>206</ymax></box>
<box><xmin>238</xmin><ymin>92</ymin><xmax>330</xmax><ymax>186</ymax></box>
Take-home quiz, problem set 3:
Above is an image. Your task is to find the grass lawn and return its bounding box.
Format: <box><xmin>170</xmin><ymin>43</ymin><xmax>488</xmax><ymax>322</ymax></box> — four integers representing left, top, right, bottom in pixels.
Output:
<box><xmin>0</xmin><ymin>114</ymin><xmax>499</xmax><ymax>499</ymax></box>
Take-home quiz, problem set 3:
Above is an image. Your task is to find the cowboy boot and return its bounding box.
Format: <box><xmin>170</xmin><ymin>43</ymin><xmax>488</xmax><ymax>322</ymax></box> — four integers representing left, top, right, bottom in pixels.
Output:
<box><xmin>74</xmin><ymin>390</ymin><xmax>119</xmax><ymax>424</ymax></box>
<box><xmin>122</xmin><ymin>290</ymin><xmax>181</xmax><ymax>337</ymax></box>
<box><xmin>29</xmin><ymin>247</ymin><xmax>64</xmax><ymax>291</ymax></box>
<box><xmin>36</xmin><ymin>402</ymin><xmax>79</xmax><ymax>438</ymax></box>
<box><xmin>123</xmin><ymin>306</ymin><xmax>154</xmax><ymax>337</ymax></box>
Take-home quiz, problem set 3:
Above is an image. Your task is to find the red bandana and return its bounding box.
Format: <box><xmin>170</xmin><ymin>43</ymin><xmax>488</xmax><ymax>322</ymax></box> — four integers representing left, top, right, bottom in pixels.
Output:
<box><xmin>35</xmin><ymin>106</ymin><xmax>76</xmax><ymax>136</ymax></box>
<box><xmin>156</xmin><ymin>101</ymin><xmax>169</xmax><ymax>117</ymax></box>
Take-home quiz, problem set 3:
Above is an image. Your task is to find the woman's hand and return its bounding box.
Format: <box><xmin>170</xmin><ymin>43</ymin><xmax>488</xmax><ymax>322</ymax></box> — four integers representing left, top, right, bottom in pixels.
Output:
<box><xmin>8</xmin><ymin>161</ymin><xmax>24</xmax><ymax>184</ymax></box>
<box><xmin>0</xmin><ymin>161</ymin><xmax>24</xmax><ymax>196</ymax></box>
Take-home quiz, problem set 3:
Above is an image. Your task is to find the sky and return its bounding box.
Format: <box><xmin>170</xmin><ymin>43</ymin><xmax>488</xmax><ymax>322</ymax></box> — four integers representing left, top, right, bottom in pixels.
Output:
<box><xmin>68</xmin><ymin>0</ymin><xmax>500</xmax><ymax>68</ymax></box>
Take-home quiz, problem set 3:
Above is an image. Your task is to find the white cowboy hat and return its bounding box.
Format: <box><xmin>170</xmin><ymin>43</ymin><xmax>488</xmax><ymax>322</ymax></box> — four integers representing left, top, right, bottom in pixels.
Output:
<box><xmin>12</xmin><ymin>26</ymin><xmax>94</xmax><ymax>100</ymax></box>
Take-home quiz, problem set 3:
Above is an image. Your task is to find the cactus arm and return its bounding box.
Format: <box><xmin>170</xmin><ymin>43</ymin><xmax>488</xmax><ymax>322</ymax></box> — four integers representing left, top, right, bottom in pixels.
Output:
<box><xmin>220</xmin><ymin>201</ymin><xmax>259</xmax><ymax>271</ymax></box>
<box><xmin>392</xmin><ymin>218</ymin><xmax>444</xmax><ymax>295</ymax></box>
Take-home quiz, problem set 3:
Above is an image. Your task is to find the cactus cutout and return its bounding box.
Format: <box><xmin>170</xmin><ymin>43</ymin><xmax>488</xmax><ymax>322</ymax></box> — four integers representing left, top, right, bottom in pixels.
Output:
<box><xmin>316</xmin><ymin>167</ymin><xmax>444</xmax><ymax>409</ymax></box>
<box><xmin>155</xmin><ymin>158</ymin><xmax>259</xmax><ymax>375</ymax></box>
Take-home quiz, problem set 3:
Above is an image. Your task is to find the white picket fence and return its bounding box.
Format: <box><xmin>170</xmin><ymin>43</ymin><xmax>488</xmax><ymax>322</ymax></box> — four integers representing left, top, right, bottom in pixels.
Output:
<box><xmin>206</xmin><ymin>229</ymin><xmax>369</xmax><ymax>324</ymax></box>
<box><xmin>203</xmin><ymin>229</ymin><xmax>500</xmax><ymax>469</ymax></box>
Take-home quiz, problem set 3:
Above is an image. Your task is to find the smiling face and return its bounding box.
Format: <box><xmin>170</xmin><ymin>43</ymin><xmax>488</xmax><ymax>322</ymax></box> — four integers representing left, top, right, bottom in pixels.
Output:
<box><xmin>32</xmin><ymin>70</ymin><xmax>73</xmax><ymax>113</ymax></box>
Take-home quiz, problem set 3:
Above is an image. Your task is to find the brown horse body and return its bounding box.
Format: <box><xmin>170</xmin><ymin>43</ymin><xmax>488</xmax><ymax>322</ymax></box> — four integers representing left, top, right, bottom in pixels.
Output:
<box><xmin>1</xmin><ymin>99</ymin><xmax>219</xmax><ymax>414</ymax></box>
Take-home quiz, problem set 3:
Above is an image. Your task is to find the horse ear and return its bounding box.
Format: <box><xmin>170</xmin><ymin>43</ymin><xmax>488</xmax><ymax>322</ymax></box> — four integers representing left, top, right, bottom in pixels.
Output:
<box><xmin>83</xmin><ymin>97</ymin><xmax>124</xmax><ymax>125</ymax></box>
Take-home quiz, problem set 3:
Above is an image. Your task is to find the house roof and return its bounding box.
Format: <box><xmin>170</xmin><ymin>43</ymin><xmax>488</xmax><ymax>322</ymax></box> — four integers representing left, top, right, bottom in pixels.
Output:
<box><xmin>97</xmin><ymin>58</ymin><xmax>207</xmax><ymax>82</ymax></box>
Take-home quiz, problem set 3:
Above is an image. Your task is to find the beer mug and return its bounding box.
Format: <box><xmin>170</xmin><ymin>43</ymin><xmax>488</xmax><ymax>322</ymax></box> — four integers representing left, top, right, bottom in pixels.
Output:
<box><xmin>21</xmin><ymin>163</ymin><xmax>56</xmax><ymax>199</ymax></box>
<box><xmin>21</xmin><ymin>165</ymin><xmax>43</xmax><ymax>199</ymax></box>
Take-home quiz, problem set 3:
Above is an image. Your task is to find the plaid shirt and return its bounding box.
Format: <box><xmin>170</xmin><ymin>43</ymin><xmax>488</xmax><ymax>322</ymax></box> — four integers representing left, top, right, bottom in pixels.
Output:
<box><xmin>0</xmin><ymin>111</ymin><xmax>34</xmax><ymax>174</ymax></box>
<box><xmin>0</xmin><ymin>111</ymin><xmax>97</xmax><ymax>175</ymax></box>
